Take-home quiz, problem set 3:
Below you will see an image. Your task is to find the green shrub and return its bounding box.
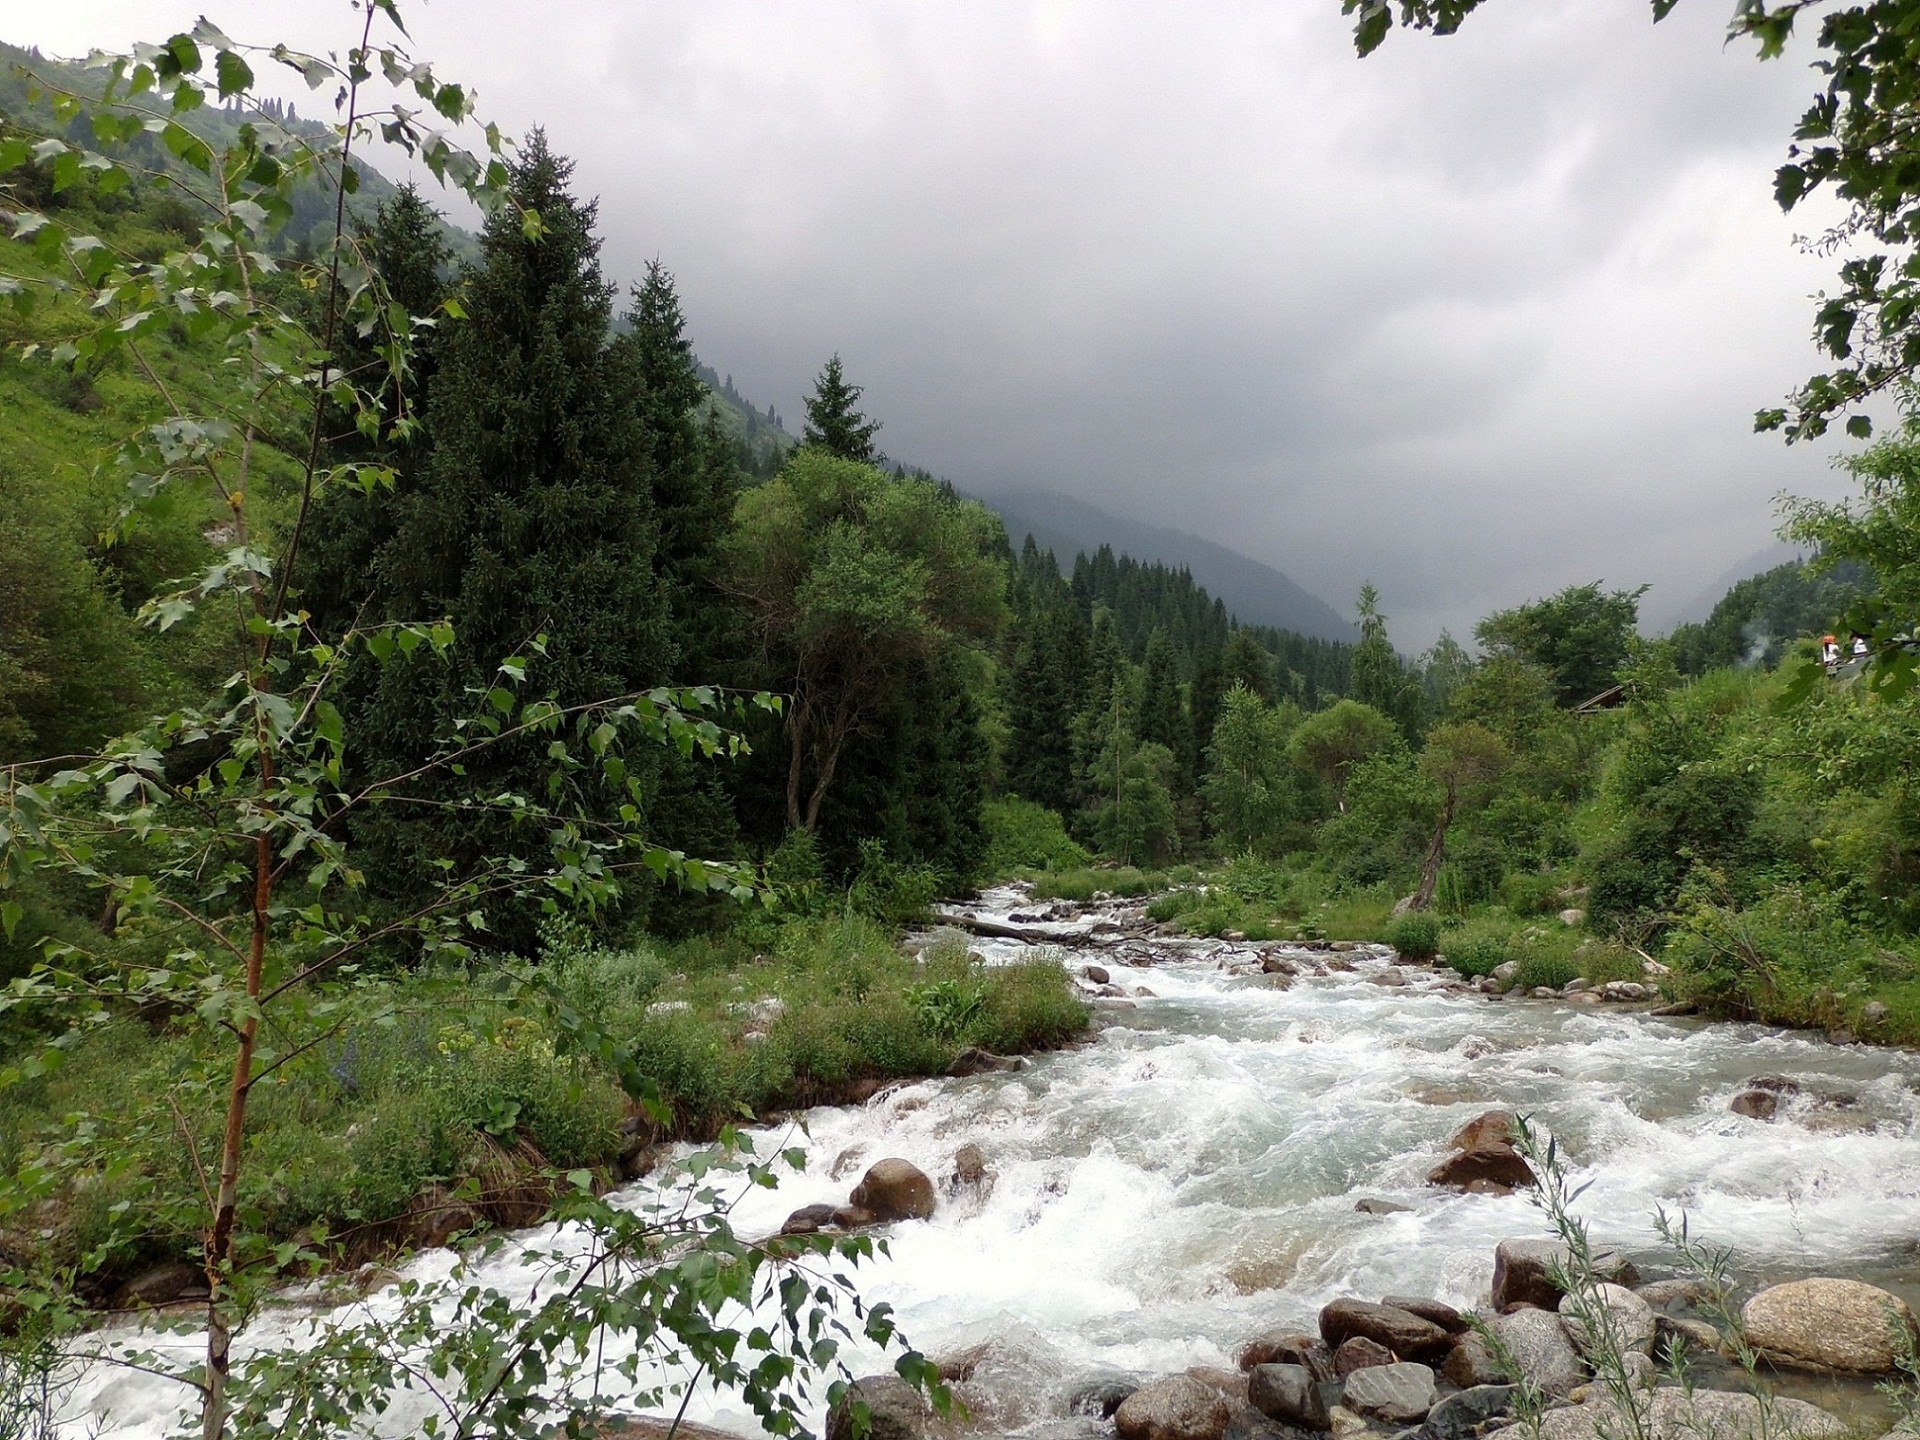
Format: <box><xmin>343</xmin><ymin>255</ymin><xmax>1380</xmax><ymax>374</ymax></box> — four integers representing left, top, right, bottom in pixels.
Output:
<box><xmin>1442</xmin><ymin>920</ymin><xmax>1515</xmax><ymax>978</ymax></box>
<box><xmin>1385</xmin><ymin>913</ymin><xmax>1441</xmax><ymax>959</ymax></box>
<box><xmin>1146</xmin><ymin>888</ymin><xmax>1203</xmax><ymax>922</ymax></box>
<box><xmin>982</xmin><ymin>797</ymin><xmax>1091</xmax><ymax>878</ymax></box>
<box><xmin>1499</xmin><ymin>870</ymin><xmax>1563</xmax><ymax>917</ymax></box>
<box><xmin>973</xmin><ymin>955</ymin><xmax>1087</xmax><ymax>1053</ymax></box>
<box><xmin>1513</xmin><ymin>945</ymin><xmax>1579</xmax><ymax>991</ymax></box>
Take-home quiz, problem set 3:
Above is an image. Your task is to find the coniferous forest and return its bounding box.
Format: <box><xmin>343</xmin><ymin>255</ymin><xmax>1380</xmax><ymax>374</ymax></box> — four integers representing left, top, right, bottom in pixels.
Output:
<box><xmin>4</xmin><ymin>9</ymin><xmax>1920</xmax><ymax>1440</ymax></box>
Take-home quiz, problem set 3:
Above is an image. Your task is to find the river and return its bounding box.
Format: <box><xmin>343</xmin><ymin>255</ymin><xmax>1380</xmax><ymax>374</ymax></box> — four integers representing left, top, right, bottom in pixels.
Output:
<box><xmin>55</xmin><ymin>885</ymin><xmax>1920</xmax><ymax>1437</ymax></box>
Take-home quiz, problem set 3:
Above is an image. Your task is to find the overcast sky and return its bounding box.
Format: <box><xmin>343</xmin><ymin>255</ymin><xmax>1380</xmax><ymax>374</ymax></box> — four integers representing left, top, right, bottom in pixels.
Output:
<box><xmin>25</xmin><ymin>1</ymin><xmax>1863</xmax><ymax>645</ymax></box>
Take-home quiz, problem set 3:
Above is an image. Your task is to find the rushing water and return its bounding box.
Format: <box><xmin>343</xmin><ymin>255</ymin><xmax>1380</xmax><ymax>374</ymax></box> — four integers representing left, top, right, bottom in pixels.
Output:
<box><xmin>55</xmin><ymin>887</ymin><xmax>1920</xmax><ymax>1437</ymax></box>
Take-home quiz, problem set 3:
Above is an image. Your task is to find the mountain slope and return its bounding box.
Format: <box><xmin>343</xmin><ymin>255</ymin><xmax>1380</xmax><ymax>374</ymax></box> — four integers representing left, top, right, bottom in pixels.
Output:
<box><xmin>975</xmin><ymin>488</ymin><xmax>1356</xmax><ymax>642</ymax></box>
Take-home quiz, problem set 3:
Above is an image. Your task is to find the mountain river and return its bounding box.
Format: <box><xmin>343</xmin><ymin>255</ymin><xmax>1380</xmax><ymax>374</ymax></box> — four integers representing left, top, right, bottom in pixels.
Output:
<box><xmin>55</xmin><ymin>885</ymin><xmax>1920</xmax><ymax>1437</ymax></box>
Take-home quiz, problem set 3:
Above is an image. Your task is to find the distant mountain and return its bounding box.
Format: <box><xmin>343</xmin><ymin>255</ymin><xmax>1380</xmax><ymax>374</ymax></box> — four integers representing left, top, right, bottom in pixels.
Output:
<box><xmin>972</xmin><ymin>489</ymin><xmax>1357</xmax><ymax>643</ymax></box>
<box><xmin>1654</xmin><ymin>539</ymin><xmax>1805</xmax><ymax>634</ymax></box>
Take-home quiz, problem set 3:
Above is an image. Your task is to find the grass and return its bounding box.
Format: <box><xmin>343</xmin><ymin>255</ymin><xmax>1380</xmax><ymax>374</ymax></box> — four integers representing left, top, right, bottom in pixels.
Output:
<box><xmin>0</xmin><ymin>912</ymin><xmax>1088</xmax><ymax>1295</ymax></box>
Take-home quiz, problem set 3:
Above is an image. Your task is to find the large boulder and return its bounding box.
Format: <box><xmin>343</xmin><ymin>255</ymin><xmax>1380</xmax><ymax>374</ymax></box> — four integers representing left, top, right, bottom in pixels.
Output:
<box><xmin>1333</xmin><ymin>1337</ymin><xmax>1395</xmax><ymax>1377</ymax></box>
<box><xmin>1068</xmin><ymin>1372</ymin><xmax>1140</xmax><ymax>1419</ymax></box>
<box><xmin>1427</xmin><ymin>1146</ymin><xmax>1535</xmax><ymax>1192</ymax></box>
<box><xmin>1113</xmin><ymin>1374</ymin><xmax>1233</xmax><ymax>1440</ymax></box>
<box><xmin>1448</xmin><ymin>1111</ymin><xmax>1518</xmax><ymax>1152</ymax></box>
<box><xmin>1740</xmin><ymin>1278</ymin><xmax>1920</xmax><ymax>1374</ymax></box>
<box><xmin>825</xmin><ymin>1375</ymin><xmax>930</xmax><ymax>1440</ymax></box>
<box><xmin>1247</xmin><ymin>1363</ymin><xmax>1330</xmax><ymax>1431</ymax></box>
<box><xmin>1319</xmin><ymin>1298</ymin><xmax>1452</xmax><ymax>1360</ymax></box>
<box><xmin>1558</xmin><ymin>1282</ymin><xmax>1655</xmax><ymax>1357</ymax></box>
<box><xmin>849</xmin><ymin>1159</ymin><xmax>936</xmax><ymax>1222</ymax></box>
<box><xmin>1532</xmin><ymin>1388</ymin><xmax>1845</xmax><ymax>1440</ymax></box>
<box><xmin>1340</xmin><ymin>1361</ymin><xmax>1437</xmax><ymax>1424</ymax></box>
<box><xmin>1489</xmin><ymin>1308</ymin><xmax>1586</xmax><ymax>1397</ymax></box>
<box><xmin>1440</xmin><ymin>1334</ymin><xmax>1506</xmax><ymax>1389</ymax></box>
<box><xmin>1239</xmin><ymin>1331</ymin><xmax>1334</xmax><ymax>1383</ymax></box>
<box><xmin>1382</xmin><ymin>1296</ymin><xmax>1468</xmax><ymax>1334</ymax></box>
<box><xmin>1491</xmin><ymin>1239</ymin><xmax>1639</xmax><ymax>1311</ymax></box>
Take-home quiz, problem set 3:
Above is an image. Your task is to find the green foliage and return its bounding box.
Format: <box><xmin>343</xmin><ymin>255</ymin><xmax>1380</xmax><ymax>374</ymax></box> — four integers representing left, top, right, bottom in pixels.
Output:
<box><xmin>982</xmin><ymin>796</ymin><xmax>1091</xmax><ymax>878</ymax></box>
<box><xmin>1289</xmin><ymin>698</ymin><xmax>1398</xmax><ymax>811</ymax></box>
<box><xmin>1385</xmin><ymin>912</ymin><xmax>1441</xmax><ymax>959</ymax></box>
<box><xmin>801</xmin><ymin>353</ymin><xmax>882</xmax><ymax>463</ymax></box>
<box><xmin>1203</xmin><ymin>684</ymin><xmax>1310</xmax><ymax>856</ymax></box>
<box><xmin>1476</xmin><ymin>582</ymin><xmax>1646</xmax><ymax>707</ymax></box>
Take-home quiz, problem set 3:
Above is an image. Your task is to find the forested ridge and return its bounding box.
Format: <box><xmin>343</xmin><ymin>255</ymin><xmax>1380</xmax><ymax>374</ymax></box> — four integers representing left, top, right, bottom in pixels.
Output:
<box><xmin>4</xmin><ymin>11</ymin><xmax>1920</xmax><ymax>1436</ymax></box>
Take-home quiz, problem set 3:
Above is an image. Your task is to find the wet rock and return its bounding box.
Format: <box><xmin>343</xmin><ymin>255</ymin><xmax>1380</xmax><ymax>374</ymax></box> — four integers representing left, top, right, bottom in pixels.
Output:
<box><xmin>1381</xmin><ymin>1297</ymin><xmax>1467</xmax><ymax>1334</ymax></box>
<box><xmin>1729</xmin><ymin>1089</ymin><xmax>1778</xmax><ymax>1120</ymax></box>
<box><xmin>1562</xmin><ymin>978</ymin><xmax>1590</xmax><ymax>994</ymax></box>
<box><xmin>1136</xmin><ymin>987</ymin><xmax>1158</xmax><ymax>997</ymax></box>
<box><xmin>1491</xmin><ymin>1239</ymin><xmax>1638</xmax><ymax>1312</ymax></box>
<box><xmin>1654</xmin><ymin>1314</ymin><xmax>1723</xmax><ymax>1357</ymax></box>
<box><xmin>850</xmin><ymin>1159</ymin><xmax>936</xmax><ymax>1222</ymax></box>
<box><xmin>1427</xmin><ymin>1145</ymin><xmax>1535</xmax><ymax>1192</ymax></box>
<box><xmin>826</xmin><ymin>1375</ymin><xmax>930</xmax><ymax>1440</ymax></box>
<box><xmin>1114</xmin><ymin>1374</ymin><xmax>1234</xmax><ymax>1440</ymax></box>
<box><xmin>1320</xmin><ymin>1299</ymin><xmax>1452</xmax><ymax>1360</ymax></box>
<box><xmin>1634</xmin><ymin>1277</ymin><xmax>1716</xmax><ymax>1309</ymax></box>
<box><xmin>948</xmin><ymin>1046</ymin><xmax>1020</xmax><ymax>1076</ymax></box>
<box><xmin>1648</xmin><ymin>1001</ymin><xmax>1698</xmax><ymax>1017</ymax></box>
<box><xmin>1368</xmin><ymin>969</ymin><xmax>1409</xmax><ymax>987</ymax></box>
<box><xmin>1565</xmin><ymin>991</ymin><xmax>1604</xmax><ymax>1006</ymax></box>
<box><xmin>1419</xmin><ymin>1385</ymin><xmax>1514</xmax><ymax>1440</ymax></box>
<box><xmin>1327</xmin><ymin>1406</ymin><xmax>1369</xmax><ymax>1438</ymax></box>
<box><xmin>1262</xmin><ymin>954</ymin><xmax>1298</xmax><ymax>975</ymax></box>
<box><xmin>1531</xmin><ymin>1387</ymin><xmax>1845</xmax><ymax>1440</ymax></box>
<box><xmin>1333</xmin><ymin>1337</ymin><xmax>1395</xmax><ymax>1378</ymax></box>
<box><xmin>1085</xmin><ymin>965</ymin><xmax>1112</xmax><ymax>984</ymax></box>
<box><xmin>1529</xmin><ymin>986</ymin><xmax>1559</xmax><ymax>998</ymax></box>
<box><xmin>1743</xmin><ymin>1073</ymin><xmax>1803</xmax><ymax>1095</ymax></box>
<box><xmin>1489</xmin><ymin>1309</ymin><xmax>1585</xmax><ymax>1397</ymax></box>
<box><xmin>1185</xmin><ymin>1365</ymin><xmax>1250</xmax><ymax>1406</ymax></box>
<box><xmin>1558</xmin><ymin>1283</ymin><xmax>1654</xmax><ymax>1357</ymax></box>
<box><xmin>1490</xmin><ymin>961</ymin><xmax>1521</xmax><ymax>990</ymax></box>
<box><xmin>779</xmin><ymin>1202</ymin><xmax>840</xmax><ymax>1235</ymax></box>
<box><xmin>1599</xmin><ymin>981</ymin><xmax>1651</xmax><ymax>1002</ymax></box>
<box><xmin>1447</xmin><ymin>1110</ymin><xmax>1517</xmax><ymax>1152</ymax></box>
<box><xmin>1440</xmin><ymin>1335</ymin><xmax>1506</xmax><ymax>1389</ymax></box>
<box><xmin>830</xmin><ymin>1204</ymin><xmax>878</xmax><ymax>1230</ymax></box>
<box><xmin>1741</xmin><ymin>1277</ymin><xmax>1919</xmax><ymax>1374</ymax></box>
<box><xmin>1240</xmin><ymin>1332</ymin><xmax>1335</xmax><ymax>1383</ymax></box>
<box><xmin>1070</xmin><ymin>1372</ymin><xmax>1141</xmax><ymax>1419</ymax></box>
<box><xmin>400</xmin><ymin>1184</ymin><xmax>484</xmax><ymax>1250</ymax></box>
<box><xmin>117</xmin><ymin>1260</ymin><xmax>206</xmax><ymax>1309</ymax></box>
<box><xmin>1827</xmin><ymin>1027</ymin><xmax>1858</xmax><ymax>1046</ymax></box>
<box><xmin>1248</xmin><ymin>1363</ymin><xmax>1329</xmax><ymax>1431</ymax></box>
<box><xmin>1331</xmin><ymin>941</ymin><xmax>1359</xmax><ymax>953</ymax></box>
<box><xmin>1354</xmin><ymin>1198</ymin><xmax>1412</xmax><ymax>1216</ymax></box>
<box><xmin>1340</xmin><ymin>1362</ymin><xmax>1436</xmax><ymax>1424</ymax></box>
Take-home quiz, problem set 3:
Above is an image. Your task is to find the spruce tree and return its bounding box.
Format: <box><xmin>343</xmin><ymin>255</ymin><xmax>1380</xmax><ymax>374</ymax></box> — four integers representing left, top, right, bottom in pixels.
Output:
<box><xmin>354</xmin><ymin>133</ymin><xmax>673</xmax><ymax>939</ymax></box>
<box><xmin>802</xmin><ymin>353</ymin><xmax>881</xmax><ymax>462</ymax></box>
<box><xmin>1137</xmin><ymin>628</ymin><xmax>1191</xmax><ymax>787</ymax></box>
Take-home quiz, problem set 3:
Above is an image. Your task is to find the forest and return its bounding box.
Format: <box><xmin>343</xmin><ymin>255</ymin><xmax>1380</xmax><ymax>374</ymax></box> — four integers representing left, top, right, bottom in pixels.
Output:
<box><xmin>2</xmin><ymin>10</ymin><xmax>1920</xmax><ymax>1440</ymax></box>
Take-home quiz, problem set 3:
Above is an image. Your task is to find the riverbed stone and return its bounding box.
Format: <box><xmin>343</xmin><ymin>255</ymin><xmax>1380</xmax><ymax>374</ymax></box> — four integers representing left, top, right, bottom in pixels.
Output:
<box><xmin>1320</xmin><ymin>1299</ymin><xmax>1452</xmax><ymax>1360</ymax></box>
<box><xmin>1248</xmin><ymin>1363</ymin><xmax>1329</xmax><ymax>1430</ymax></box>
<box><xmin>825</xmin><ymin>1375</ymin><xmax>930</xmax><ymax>1440</ymax></box>
<box><xmin>1532</xmin><ymin>1387</ymin><xmax>1845</xmax><ymax>1440</ymax></box>
<box><xmin>849</xmin><ymin>1159</ymin><xmax>936</xmax><ymax>1222</ymax></box>
<box><xmin>1599</xmin><ymin>981</ymin><xmax>1651</xmax><ymax>1001</ymax></box>
<box><xmin>1069</xmin><ymin>1372</ymin><xmax>1141</xmax><ymax>1419</ymax></box>
<box><xmin>1447</xmin><ymin>1110</ymin><xmax>1517</xmax><ymax>1152</ymax></box>
<box><xmin>779</xmin><ymin>1202</ymin><xmax>840</xmax><ymax>1235</ymax></box>
<box><xmin>1085</xmin><ymin>965</ymin><xmax>1111</xmax><ymax>984</ymax></box>
<box><xmin>1326</xmin><ymin>1407</ymin><xmax>1369</xmax><ymax>1438</ymax></box>
<box><xmin>1558</xmin><ymin>1282</ymin><xmax>1655</xmax><ymax>1357</ymax></box>
<box><xmin>1741</xmin><ymin>1277</ymin><xmax>1919</xmax><ymax>1374</ymax></box>
<box><xmin>1114</xmin><ymin>1374</ymin><xmax>1234</xmax><ymax>1440</ymax></box>
<box><xmin>1240</xmin><ymin>1332</ymin><xmax>1335</xmax><ymax>1382</ymax></box>
<box><xmin>1729</xmin><ymin>1089</ymin><xmax>1779</xmax><ymax>1120</ymax></box>
<box><xmin>948</xmin><ymin>1047</ymin><xmax>1020</xmax><ymax>1076</ymax></box>
<box><xmin>1489</xmin><ymin>1308</ymin><xmax>1585</xmax><ymax>1397</ymax></box>
<box><xmin>118</xmin><ymin>1260</ymin><xmax>206</xmax><ymax>1308</ymax></box>
<box><xmin>1440</xmin><ymin>1334</ymin><xmax>1506</xmax><ymax>1389</ymax></box>
<box><xmin>1427</xmin><ymin>1144</ymin><xmax>1535</xmax><ymax>1192</ymax></box>
<box><xmin>1333</xmin><ymin>1337</ymin><xmax>1395</xmax><ymax>1377</ymax></box>
<box><xmin>1354</xmin><ymin>1198</ymin><xmax>1412</xmax><ymax>1216</ymax></box>
<box><xmin>1633</xmin><ymin>1277</ymin><xmax>1716</xmax><ymax>1309</ymax></box>
<box><xmin>1340</xmin><ymin>1362</ymin><xmax>1436</xmax><ymax>1424</ymax></box>
<box><xmin>1419</xmin><ymin>1385</ymin><xmax>1514</xmax><ymax>1440</ymax></box>
<box><xmin>1381</xmin><ymin>1297</ymin><xmax>1468</xmax><ymax>1334</ymax></box>
<box><xmin>1654</xmin><ymin>1314</ymin><xmax>1723</xmax><ymax>1357</ymax></box>
<box><xmin>1491</xmin><ymin>1239</ymin><xmax>1639</xmax><ymax>1311</ymax></box>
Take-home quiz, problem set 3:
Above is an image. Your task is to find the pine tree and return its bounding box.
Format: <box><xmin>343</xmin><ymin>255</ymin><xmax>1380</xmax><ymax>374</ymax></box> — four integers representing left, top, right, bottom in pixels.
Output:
<box><xmin>802</xmin><ymin>353</ymin><xmax>881</xmax><ymax>463</ymax></box>
<box><xmin>1137</xmin><ymin>628</ymin><xmax>1191</xmax><ymax>788</ymax></box>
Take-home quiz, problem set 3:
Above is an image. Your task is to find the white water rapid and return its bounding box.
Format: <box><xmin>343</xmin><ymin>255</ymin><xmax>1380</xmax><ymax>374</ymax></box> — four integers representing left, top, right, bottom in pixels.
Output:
<box><xmin>54</xmin><ymin>886</ymin><xmax>1920</xmax><ymax>1438</ymax></box>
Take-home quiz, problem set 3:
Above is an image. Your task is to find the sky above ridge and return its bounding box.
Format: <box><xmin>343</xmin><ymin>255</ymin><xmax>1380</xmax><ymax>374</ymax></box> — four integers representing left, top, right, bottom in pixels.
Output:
<box><xmin>25</xmin><ymin>1</ymin><xmax>1865</xmax><ymax>645</ymax></box>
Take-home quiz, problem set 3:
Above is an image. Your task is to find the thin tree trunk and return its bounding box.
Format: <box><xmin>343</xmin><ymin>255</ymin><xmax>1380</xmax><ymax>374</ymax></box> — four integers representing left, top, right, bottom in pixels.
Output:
<box><xmin>1411</xmin><ymin>789</ymin><xmax>1456</xmax><ymax>912</ymax></box>
<box><xmin>202</xmin><ymin>819</ymin><xmax>271</xmax><ymax>1440</ymax></box>
<box><xmin>785</xmin><ymin>713</ymin><xmax>809</xmax><ymax>833</ymax></box>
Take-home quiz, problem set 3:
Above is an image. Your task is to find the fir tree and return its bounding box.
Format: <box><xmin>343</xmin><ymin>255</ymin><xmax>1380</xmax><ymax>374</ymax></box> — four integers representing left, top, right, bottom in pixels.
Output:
<box><xmin>802</xmin><ymin>353</ymin><xmax>882</xmax><ymax>463</ymax></box>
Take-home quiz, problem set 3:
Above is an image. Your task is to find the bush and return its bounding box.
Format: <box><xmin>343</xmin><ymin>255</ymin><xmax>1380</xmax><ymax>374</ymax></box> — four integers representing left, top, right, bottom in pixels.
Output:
<box><xmin>1513</xmin><ymin>948</ymin><xmax>1579</xmax><ymax>991</ymax></box>
<box><xmin>982</xmin><ymin>797</ymin><xmax>1090</xmax><ymax>878</ymax></box>
<box><xmin>1441</xmin><ymin>918</ymin><xmax>1518</xmax><ymax>978</ymax></box>
<box><xmin>1385</xmin><ymin>913</ymin><xmax>1440</xmax><ymax>959</ymax></box>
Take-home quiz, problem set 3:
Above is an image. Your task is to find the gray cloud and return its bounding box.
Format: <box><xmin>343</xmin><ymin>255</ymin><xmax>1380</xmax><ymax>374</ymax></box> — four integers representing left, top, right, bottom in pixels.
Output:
<box><xmin>33</xmin><ymin>0</ymin><xmax>1863</xmax><ymax>643</ymax></box>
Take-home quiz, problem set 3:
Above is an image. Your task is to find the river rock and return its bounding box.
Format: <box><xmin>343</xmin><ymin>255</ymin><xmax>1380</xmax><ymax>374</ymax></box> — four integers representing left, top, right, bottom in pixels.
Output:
<box><xmin>1558</xmin><ymin>1283</ymin><xmax>1655</xmax><ymax>1357</ymax></box>
<box><xmin>825</xmin><ymin>1375</ymin><xmax>930</xmax><ymax>1440</ymax></box>
<box><xmin>1447</xmin><ymin>1110</ymin><xmax>1517</xmax><ymax>1152</ymax></box>
<box><xmin>1655</xmin><ymin>1314</ymin><xmax>1723</xmax><ymax>1356</ymax></box>
<box><xmin>1562</xmin><ymin>977</ymin><xmax>1591</xmax><ymax>994</ymax></box>
<box><xmin>1354</xmin><ymin>1198</ymin><xmax>1412</xmax><ymax>1216</ymax></box>
<box><xmin>401</xmin><ymin>1184</ymin><xmax>484</xmax><ymax>1250</ymax></box>
<box><xmin>1069</xmin><ymin>1372</ymin><xmax>1141</xmax><ymax>1419</ymax></box>
<box><xmin>1333</xmin><ymin>1337</ymin><xmax>1394</xmax><ymax>1377</ymax></box>
<box><xmin>1319</xmin><ymin>1299</ymin><xmax>1452</xmax><ymax>1359</ymax></box>
<box><xmin>1599</xmin><ymin>981</ymin><xmax>1650</xmax><ymax>1001</ymax></box>
<box><xmin>831</xmin><ymin>1204</ymin><xmax>878</xmax><ymax>1229</ymax></box>
<box><xmin>1240</xmin><ymin>1331</ymin><xmax>1335</xmax><ymax>1383</ymax></box>
<box><xmin>1491</xmin><ymin>961</ymin><xmax>1521</xmax><ymax>990</ymax></box>
<box><xmin>1729</xmin><ymin>1089</ymin><xmax>1779</xmax><ymax>1120</ymax></box>
<box><xmin>1247</xmin><ymin>1363</ymin><xmax>1329</xmax><ymax>1430</ymax></box>
<box><xmin>1491</xmin><ymin>1239</ymin><xmax>1639</xmax><ymax>1311</ymax></box>
<box><xmin>1427</xmin><ymin>1144</ymin><xmax>1535</xmax><ymax>1192</ymax></box>
<box><xmin>1532</xmin><ymin>1387</ymin><xmax>1845</xmax><ymax>1440</ymax></box>
<box><xmin>1419</xmin><ymin>1385</ymin><xmax>1514</xmax><ymax>1440</ymax></box>
<box><xmin>1085</xmin><ymin>965</ymin><xmax>1111</xmax><ymax>984</ymax></box>
<box><xmin>849</xmin><ymin>1159</ymin><xmax>935</xmax><ymax>1222</ymax></box>
<box><xmin>1114</xmin><ymin>1374</ymin><xmax>1234</xmax><ymax>1440</ymax></box>
<box><xmin>1489</xmin><ymin>1308</ymin><xmax>1585</xmax><ymax>1396</ymax></box>
<box><xmin>779</xmin><ymin>1202</ymin><xmax>841</xmax><ymax>1235</ymax></box>
<box><xmin>1381</xmin><ymin>1296</ymin><xmax>1468</xmax><ymax>1334</ymax></box>
<box><xmin>1634</xmin><ymin>1277</ymin><xmax>1716</xmax><ymax>1309</ymax></box>
<box><xmin>948</xmin><ymin>1047</ymin><xmax>1020</xmax><ymax>1076</ymax></box>
<box><xmin>1440</xmin><ymin>1334</ymin><xmax>1506</xmax><ymax>1389</ymax></box>
<box><xmin>117</xmin><ymin>1260</ymin><xmax>206</xmax><ymax>1309</ymax></box>
<box><xmin>1740</xmin><ymin>1277</ymin><xmax>1919</xmax><ymax>1374</ymax></box>
<box><xmin>1340</xmin><ymin>1361</ymin><xmax>1436</xmax><ymax>1424</ymax></box>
